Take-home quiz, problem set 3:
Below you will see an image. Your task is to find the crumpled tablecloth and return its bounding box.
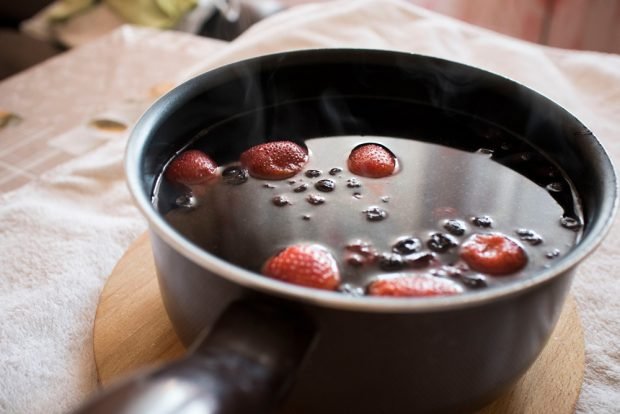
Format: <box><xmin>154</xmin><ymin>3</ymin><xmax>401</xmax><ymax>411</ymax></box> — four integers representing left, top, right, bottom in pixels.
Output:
<box><xmin>1</xmin><ymin>0</ymin><xmax>618</xmax><ymax>413</ymax></box>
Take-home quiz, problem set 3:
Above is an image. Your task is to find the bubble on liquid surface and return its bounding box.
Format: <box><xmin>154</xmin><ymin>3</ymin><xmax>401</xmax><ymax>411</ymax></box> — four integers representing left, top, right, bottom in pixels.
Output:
<box><xmin>306</xmin><ymin>194</ymin><xmax>326</xmax><ymax>205</ymax></box>
<box><xmin>338</xmin><ymin>283</ymin><xmax>365</xmax><ymax>297</ymax></box>
<box><xmin>546</xmin><ymin>249</ymin><xmax>561</xmax><ymax>259</ymax></box>
<box><xmin>546</xmin><ymin>182</ymin><xmax>563</xmax><ymax>193</ymax></box>
<box><xmin>560</xmin><ymin>216</ymin><xmax>582</xmax><ymax>231</ymax></box>
<box><xmin>516</xmin><ymin>228</ymin><xmax>544</xmax><ymax>245</ymax></box>
<box><xmin>431</xmin><ymin>265</ymin><xmax>464</xmax><ymax>279</ymax></box>
<box><xmin>364</xmin><ymin>206</ymin><xmax>388</xmax><ymax>221</ymax></box>
<box><xmin>222</xmin><ymin>166</ymin><xmax>248</xmax><ymax>185</ymax></box>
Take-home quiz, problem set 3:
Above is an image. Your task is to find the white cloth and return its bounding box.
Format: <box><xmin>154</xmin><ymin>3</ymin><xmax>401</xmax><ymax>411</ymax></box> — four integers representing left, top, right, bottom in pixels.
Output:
<box><xmin>1</xmin><ymin>0</ymin><xmax>619</xmax><ymax>413</ymax></box>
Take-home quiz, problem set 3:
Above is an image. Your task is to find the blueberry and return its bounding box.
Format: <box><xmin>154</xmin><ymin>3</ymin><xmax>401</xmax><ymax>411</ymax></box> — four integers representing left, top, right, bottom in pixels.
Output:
<box><xmin>329</xmin><ymin>167</ymin><xmax>343</xmax><ymax>176</ymax></box>
<box><xmin>392</xmin><ymin>237</ymin><xmax>422</xmax><ymax>255</ymax></box>
<box><xmin>305</xmin><ymin>169</ymin><xmax>322</xmax><ymax>178</ymax></box>
<box><xmin>378</xmin><ymin>253</ymin><xmax>404</xmax><ymax>271</ymax></box>
<box><xmin>175</xmin><ymin>194</ymin><xmax>196</xmax><ymax>208</ymax></box>
<box><xmin>404</xmin><ymin>252</ymin><xmax>436</xmax><ymax>269</ymax></box>
<box><xmin>315</xmin><ymin>179</ymin><xmax>336</xmax><ymax>192</ymax></box>
<box><xmin>443</xmin><ymin>219</ymin><xmax>466</xmax><ymax>236</ymax></box>
<box><xmin>346</xmin><ymin>254</ymin><xmax>365</xmax><ymax>267</ymax></box>
<box><xmin>294</xmin><ymin>183</ymin><xmax>309</xmax><ymax>193</ymax></box>
<box><xmin>427</xmin><ymin>233</ymin><xmax>457</xmax><ymax>253</ymax></box>
<box><xmin>471</xmin><ymin>215</ymin><xmax>493</xmax><ymax>228</ymax></box>
<box><xmin>347</xmin><ymin>178</ymin><xmax>362</xmax><ymax>188</ymax></box>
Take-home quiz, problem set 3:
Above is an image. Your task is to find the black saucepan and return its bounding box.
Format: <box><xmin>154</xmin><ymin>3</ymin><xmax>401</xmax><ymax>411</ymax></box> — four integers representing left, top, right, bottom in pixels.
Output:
<box><xmin>75</xmin><ymin>49</ymin><xmax>616</xmax><ymax>414</ymax></box>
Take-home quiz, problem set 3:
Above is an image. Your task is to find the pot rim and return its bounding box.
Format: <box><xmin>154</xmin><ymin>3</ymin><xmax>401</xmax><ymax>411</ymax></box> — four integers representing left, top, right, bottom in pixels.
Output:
<box><xmin>125</xmin><ymin>48</ymin><xmax>618</xmax><ymax>313</ymax></box>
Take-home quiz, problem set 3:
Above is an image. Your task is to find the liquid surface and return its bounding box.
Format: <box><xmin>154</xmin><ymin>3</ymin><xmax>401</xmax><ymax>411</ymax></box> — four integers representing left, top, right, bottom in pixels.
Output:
<box><xmin>158</xmin><ymin>136</ymin><xmax>583</xmax><ymax>293</ymax></box>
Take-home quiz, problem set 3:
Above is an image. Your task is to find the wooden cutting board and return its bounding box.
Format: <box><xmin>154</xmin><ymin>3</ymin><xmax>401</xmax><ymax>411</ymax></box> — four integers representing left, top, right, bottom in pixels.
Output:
<box><xmin>93</xmin><ymin>233</ymin><xmax>585</xmax><ymax>413</ymax></box>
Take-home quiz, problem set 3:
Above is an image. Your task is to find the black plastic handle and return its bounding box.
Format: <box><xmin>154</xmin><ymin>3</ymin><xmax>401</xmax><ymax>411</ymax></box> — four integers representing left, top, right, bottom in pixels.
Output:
<box><xmin>74</xmin><ymin>300</ymin><xmax>315</xmax><ymax>414</ymax></box>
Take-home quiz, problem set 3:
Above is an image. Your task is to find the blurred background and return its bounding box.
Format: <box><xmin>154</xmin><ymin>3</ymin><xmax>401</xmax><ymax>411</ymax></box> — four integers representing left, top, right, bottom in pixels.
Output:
<box><xmin>1</xmin><ymin>0</ymin><xmax>619</xmax><ymax>81</ymax></box>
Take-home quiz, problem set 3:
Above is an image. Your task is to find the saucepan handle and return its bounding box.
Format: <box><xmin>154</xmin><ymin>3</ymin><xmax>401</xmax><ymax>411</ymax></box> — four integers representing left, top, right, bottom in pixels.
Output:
<box><xmin>74</xmin><ymin>300</ymin><xmax>316</xmax><ymax>414</ymax></box>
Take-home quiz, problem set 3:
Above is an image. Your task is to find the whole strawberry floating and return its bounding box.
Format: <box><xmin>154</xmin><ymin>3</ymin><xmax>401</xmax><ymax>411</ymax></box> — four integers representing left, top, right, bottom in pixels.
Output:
<box><xmin>347</xmin><ymin>143</ymin><xmax>396</xmax><ymax>178</ymax></box>
<box><xmin>165</xmin><ymin>149</ymin><xmax>218</xmax><ymax>185</ymax></box>
<box><xmin>460</xmin><ymin>233</ymin><xmax>527</xmax><ymax>275</ymax></box>
<box><xmin>261</xmin><ymin>244</ymin><xmax>340</xmax><ymax>290</ymax></box>
<box><xmin>240</xmin><ymin>140</ymin><xmax>308</xmax><ymax>180</ymax></box>
<box><xmin>368</xmin><ymin>274</ymin><xmax>463</xmax><ymax>297</ymax></box>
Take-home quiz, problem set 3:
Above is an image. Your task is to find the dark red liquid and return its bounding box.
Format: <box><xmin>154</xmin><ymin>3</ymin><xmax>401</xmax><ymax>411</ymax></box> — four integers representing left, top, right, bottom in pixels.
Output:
<box><xmin>156</xmin><ymin>135</ymin><xmax>582</xmax><ymax>295</ymax></box>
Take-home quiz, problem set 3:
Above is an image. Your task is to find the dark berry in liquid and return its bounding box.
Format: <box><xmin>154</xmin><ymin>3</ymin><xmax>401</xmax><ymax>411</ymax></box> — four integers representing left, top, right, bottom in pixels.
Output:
<box><xmin>315</xmin><ymin>179</ymin><xmax>336</xmax><ymax>192</ymax></box>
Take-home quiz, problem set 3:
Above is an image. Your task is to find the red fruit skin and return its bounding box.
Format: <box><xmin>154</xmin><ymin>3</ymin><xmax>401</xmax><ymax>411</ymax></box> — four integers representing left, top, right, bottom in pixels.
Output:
<box><xmin>460</xmin><ymin>233</ymin><xmax>527</xmax><ymax>275</ymax></box>
<box><xmin>240</xmin><ymin>141</ymin><xmax>308</xmax><ymax>180</ymax></box>
<box><xmin>348</xmin><ymin>144</ymin><xmax>396</xmax><ymax>178</ymax></box>
<box><xmin>368</xmin><ymin>274</ymin><xmax>463</xmax><ymax>297</ymax></box>
<box><xmin>261</xmin><ymin>244</ymin><xmax>340</xmax><ymax>290</ymax></box>
<box><xmin>164</xmin><ymin>150</ymin><xmax>218</xmax><ymax>185</ymax></box>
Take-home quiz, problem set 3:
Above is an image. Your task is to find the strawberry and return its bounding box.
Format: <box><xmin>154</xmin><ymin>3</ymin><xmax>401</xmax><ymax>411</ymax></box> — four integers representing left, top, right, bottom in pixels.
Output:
<box><xmin>240</xmin><ymin>141</ymin><xmax>308</xmax><ymax>180</ymax></box>
<box><xmin>368</xmin><ymin>274</ymin><xmax>463</xmax><ymax>297</ymax></box>
<box><xmin>261</xmin><ymin>244</ymin><xmax>340</xmax><ymax>290</ymax></box>
<box><xmin>347</xmin><ymin>143</ymin><xmax>396</xmax><ymax>178</ymax></box>
<box><xmin>165</xmin><ymin>149</ymin><xmax>218</xmax><ymax>185</ymax></box>
<box><xmin>460</xmin><ymin>233</ymin><xmax>527</xmax><ymax>275</ymax></box>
